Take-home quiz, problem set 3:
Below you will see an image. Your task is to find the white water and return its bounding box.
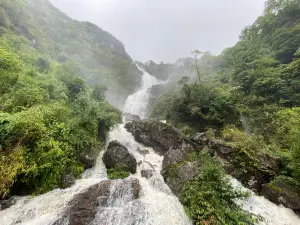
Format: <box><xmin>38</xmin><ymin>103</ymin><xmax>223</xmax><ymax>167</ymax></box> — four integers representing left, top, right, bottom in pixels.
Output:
<box><xmin>123</xmin><ymin>66</ymin><xmax>159</xmax><ymax>119</ymax></box>
<box><xmin>1</xmin><ymin>69</ymin><xmax>300</xmax><ymax>225</ymax></box>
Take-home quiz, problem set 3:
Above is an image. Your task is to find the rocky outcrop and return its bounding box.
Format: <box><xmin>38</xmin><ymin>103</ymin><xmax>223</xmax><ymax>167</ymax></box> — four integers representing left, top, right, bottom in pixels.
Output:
<box><xmin>79</xmin><ymin>149</ymin><xmax>98</xmax><ymax>169</ymax></box>
<box><xmin>103</xmin><ymin>140</ymin><xmax>137</xmax><ymax>174</ymax></box>
<box><xmin>262</xmin><ymin>181</ymin><xmax>300</xmax><ymax>211</ymax></box>
<box><xmin>146</xmin><ymin>84</ymin><xmax>167</xmax><ymax>111</ymax></box>
<box><xmin>125</xmin><ymin>120</ymin><xmax>183</xmax><ymax>155</ymax></box>
<box><xmin>124</xmin><ymin>120</ymin><xmax>294</xmax><ymax>211</ymax></box>
<box><xmin>191</xmin><ymin>133</ymin><xmax>281</xmax><ymax>192</ymax></box>
<box><xmin>124</xmin><ymin>113</ymin><xmax>141</xmax><ymax>122</ymax></box>
<box><xmin>162</xmin><ymin>139</ymin><xmax>198</xmax><ymax>170</ymax></box>
<box><xmin>141</xmin><ymin>170</ymin><xmax>155</xmax><ymax>179</ymax></box>
<box><xmin>61</xmin><ymin>168</ymin><xmax>76</xmax><ymax>189</ymax></box>
<box><xmin>55</xmin><ymin>178</ymin><xmax>140</xmax><ymax>225</ymax></box>
<box><xmin>162</xmin><ymin>161</ymin><xmax>199</xmax><ymax>195</ymax></box>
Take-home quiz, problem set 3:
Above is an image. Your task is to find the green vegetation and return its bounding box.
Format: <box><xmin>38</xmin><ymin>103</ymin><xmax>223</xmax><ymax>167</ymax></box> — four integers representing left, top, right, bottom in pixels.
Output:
<box><xmin>147</xmin><ymin>0</ymin><xmax>300</xmax><ymax>221</ymax></box>
<box><xmin>180</xmin><ymin>152</ymin><xmax>260</xmax><ymax>225</ymax></box>
<box><xmin>107</xmin><ymin>166</ymin><xmax>130</xmax><ymax>180</ymax></box>
<box><xmin>0</xmin><ymin>0</ymin><xmax>129</xmax><ymax>198</ymax></box>
<box><xmin>150</xmin><ymin>0</ymin><xmax>300</xmax><ymax>187</ymax></box>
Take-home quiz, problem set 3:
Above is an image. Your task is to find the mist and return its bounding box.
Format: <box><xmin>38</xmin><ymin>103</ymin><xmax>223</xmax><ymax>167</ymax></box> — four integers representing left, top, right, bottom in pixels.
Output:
<box><xmin>49</xmin><ymin>0</ymin><xmax>266</xmax><ymax>63</ymax></box>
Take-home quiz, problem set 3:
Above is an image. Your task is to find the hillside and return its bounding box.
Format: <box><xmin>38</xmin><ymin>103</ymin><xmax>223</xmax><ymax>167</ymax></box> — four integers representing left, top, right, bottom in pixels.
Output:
<box><xmin>0</xmin><ymin>0</ymin><xmax>141</xmax><ymax>106</ymax></box>
<box><xmin>148</xmin><ymin>0</ymin><xmax>300</xmax><ymax>221</ymax></box>
<box><xmin>0</xmin><ymin>0</ymin><xmax>143</xmax><ymax>198</ymax></box>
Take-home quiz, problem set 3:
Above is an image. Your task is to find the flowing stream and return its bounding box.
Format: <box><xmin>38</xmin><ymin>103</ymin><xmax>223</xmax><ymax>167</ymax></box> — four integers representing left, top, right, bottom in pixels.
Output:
<box><xmin>0</xmin><ymin>67</ymin><xmax>300</xmax><ymax>225</ymax></box>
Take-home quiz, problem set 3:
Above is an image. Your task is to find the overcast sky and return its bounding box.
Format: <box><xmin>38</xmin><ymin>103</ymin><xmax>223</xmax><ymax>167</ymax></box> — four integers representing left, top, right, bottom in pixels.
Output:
<box><xmin>50</xmin><ymin>0</ymin><xmax>266</xmax><ymax>63</ymax></box>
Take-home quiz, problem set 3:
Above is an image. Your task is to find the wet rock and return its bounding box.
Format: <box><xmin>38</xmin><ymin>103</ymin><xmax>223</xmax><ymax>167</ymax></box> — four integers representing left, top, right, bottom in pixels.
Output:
<box><xmin>0</xmin><ymin>196</ymin><xmax>22</xmax><ymax>210</ymax></box>
<box><xmin>55</xmin><ymin>178</ymin><xmax>140</xmax><ymax>225</ymax></box>
<box><xmin>191</xmin><ymin>133</ymin><xmax>281</xmax><ymax>192</ymax></box>
<box><xmin>262</xmin><ymin>181</ymin><xmax>300</xmax><ymax>211</ymax></box>
<box><xmin>79</xmin><ymin>149</ymin><xmax>97</xmax><ymax>169</ymax></box>
<box><xmin>137</xmin><ymin>147</ymin><xmax>150</xmax><ymax>155</ymax></box>
<box><xmin>103</xmin><ymin>140</ymin><xmax>137</xmax><ymax>173</ymax></box>
<box><xmin>146</xmin><ymin>84</ymin><xmax>167</xmax><ymax>111</ymax></box>
<box><xmin>141</xmin><ymin>169</ymin><xmax>155</xmax><ymax>179</ymax></box>
<box><xmin>162</xmin><ymin>161</ymin><xmax>199</xmax><ymax>195</ymax></box>
<box><xmin>61</xmin><ymin>168</ymin><xmax>75</xmax><ymax>189</ymax></box>
<box><xmin>124</xmin><ymin>113</ymin><xmax>141</xmax><ymax>122</ymax></box>
<box><xmin>162</xmin><ymin>139</ymin><xmax>198</xmax><ymax>170</ymax></box>
<box><xmin>125</xmin><ymin>119</ymin><xmax>183</xmax><ymax>155</ymax></box>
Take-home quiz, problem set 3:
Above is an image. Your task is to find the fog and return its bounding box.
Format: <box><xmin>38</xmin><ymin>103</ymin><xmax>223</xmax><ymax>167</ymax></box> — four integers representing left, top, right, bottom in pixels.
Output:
<box><xmin>50</xmin><ymin>0</ymin><xmax>266</xmax><ymax>62</ymax></box>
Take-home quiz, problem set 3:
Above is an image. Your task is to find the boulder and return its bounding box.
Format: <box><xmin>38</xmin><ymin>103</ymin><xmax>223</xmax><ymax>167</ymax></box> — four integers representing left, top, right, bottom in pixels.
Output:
<box><xmin>125</xmin><ymin>119</ymin><xmax>183</xmax><ymax>155</ymax></box>
<box><xmin>55</xmin><ymin>178</ymin><xmax>140</xmax><ymax>225</ymax></box>
<box><xmin>136</xmin><ymin>147</ymin><xmax>150</xmax><ymax>155</ymax></box>
<box><xmin>61</xmin><ymin>168</ymin><xmax>76</xmax><ymax>189</ymax></box>
<box><xmin>79</xmin><ymin>149</ymin><xmax>98</xmax><ymax>169</ymax></box>
<box><xmin>103</xmin><ymin>140</ymin><xmax>137</xmax><ymax>174</ymax></box>
<box><xmin>124</xmin><ymin>113</ymin><xmax>141</xmax><ymax>122</ymax></box>
<box><xmin>262</xmin><ymin>181</ymin><xmax>300</xmax><ymax>211</ymax></box>
<box><xmin>141</xmin><ymin>169</ymin><xmax>155</xmax><ymax>179</ymax></box>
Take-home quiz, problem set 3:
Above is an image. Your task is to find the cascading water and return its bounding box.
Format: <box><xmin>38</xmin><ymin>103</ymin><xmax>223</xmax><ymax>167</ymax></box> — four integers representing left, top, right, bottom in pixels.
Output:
<box><xmin>0</xmin><ymin>67</ymin><xmax>300</xmax><ymax>225</ymax></box>
<box><xmin>123</xmin><ymin>66</ymin><xmax>158</xmax><ymax>119</ymax></box>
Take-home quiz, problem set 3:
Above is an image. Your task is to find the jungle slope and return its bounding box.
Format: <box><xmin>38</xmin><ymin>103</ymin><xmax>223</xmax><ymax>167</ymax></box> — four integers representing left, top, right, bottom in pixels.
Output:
<box><xmin>0</xmin><ymin>0</ymin><xmax>142</xmax><ymax>199</ymax></box>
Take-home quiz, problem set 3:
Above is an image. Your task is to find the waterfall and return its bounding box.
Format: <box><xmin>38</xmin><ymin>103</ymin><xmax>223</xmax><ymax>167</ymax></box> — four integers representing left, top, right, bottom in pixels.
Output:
<box><xmin>1</xmin><ymin>68</ymin><xmax>300</xmax><ymax>225</ymax></box>
<box><xmin>123</xmin><ymin>66</ymin><xmax>158</xmax><ymax>119</ymax></box>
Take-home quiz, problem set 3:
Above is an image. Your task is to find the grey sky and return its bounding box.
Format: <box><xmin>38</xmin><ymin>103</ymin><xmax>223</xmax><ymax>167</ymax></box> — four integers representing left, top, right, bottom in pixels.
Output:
<box><xmin>50</xmin><ymin>0</ymin><xmax>266</xmax><ymax>63</ymax></box>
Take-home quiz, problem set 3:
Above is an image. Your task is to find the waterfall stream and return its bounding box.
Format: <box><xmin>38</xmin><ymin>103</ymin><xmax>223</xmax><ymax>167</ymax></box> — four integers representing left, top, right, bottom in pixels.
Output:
<box><xmin>0</xmin><ymin>67</ymin><xmax>299</xmax><ymax>225</ymax></box>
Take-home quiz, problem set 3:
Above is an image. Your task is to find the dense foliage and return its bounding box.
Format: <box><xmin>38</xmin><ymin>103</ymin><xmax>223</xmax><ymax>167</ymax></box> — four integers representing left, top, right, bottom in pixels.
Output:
<box><xmin>148</xmin><ymin>0</ymin><xmax>300</xmax><ymax>222</ymax></box>
<box><xmin>150</xmin><ymin>0</ymin><xmax>300</xmax><ymax>185</ymax></box>
<box><xmin>0</xmin><ymin>0</ymin><xmax>126</xmax><ymax>198</ymax></box>
<box><xmin>180</xmin><ymin>152</ymin><xmax>260</xmax><ymax>225</ymax></box>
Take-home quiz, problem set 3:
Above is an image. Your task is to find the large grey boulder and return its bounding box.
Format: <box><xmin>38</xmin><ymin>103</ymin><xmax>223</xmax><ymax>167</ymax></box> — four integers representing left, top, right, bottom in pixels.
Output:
<box><xmin>125</xmin><ymin>119</ymin><xmax>183</xmax><ymax>155</ymax></box>
<box><xmin>55</xmin><ymin>178</ymin><xmax>140</xmax><ymax>225</ymax></box>
<box><xmin>103</xmin><ymin>140</ymin><xmax>137</xmax><ymax>174</ymax></box>
<box><xmin>261</xmin><ymin>181</ymin><xmax>300</xmax><ymax>211</ymax></box>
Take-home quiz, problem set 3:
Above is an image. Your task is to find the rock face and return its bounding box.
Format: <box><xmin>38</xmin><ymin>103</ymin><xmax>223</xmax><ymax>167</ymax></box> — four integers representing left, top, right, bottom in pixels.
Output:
<box><xmin>262</xmin><ymin>181</ymin><xmax>300</xmax><ymax>211</ymax></box>
<box><xmin>162</xmin><ymin>161</ymin><xmax>199</xmax><ymax>195</ymax></box>
<box><xmin>191</xmin><ymin>133</ymin><xmax>281</xmax><ymax>192</ymax></box>
<box><xmin>103</xmin><ymin>141</ymin><xmax>137</xmax><ymax>174</ymax></box>
<box><xmin>124</xmin><ymin>120</ymin><xmax>293</xmax><ymax>211</ymax></box>
<box><xmin>55</xmin><ymin>178</ymin><xmax>140</xmax><ymax>225</ymax></box>
<box><xmin>125</xmin><ymin>120</ymin><xmax>183</xmax><ymax>155</ymax></box>
<box><xmin>61</xmin><ymin>167</ymin><xmax>76</xmax><ymax>189</ymax></box>
<box><xmin>146</xmin><ymin>84</ymin><xmax>166</xmax><ymax>111</ymax></box>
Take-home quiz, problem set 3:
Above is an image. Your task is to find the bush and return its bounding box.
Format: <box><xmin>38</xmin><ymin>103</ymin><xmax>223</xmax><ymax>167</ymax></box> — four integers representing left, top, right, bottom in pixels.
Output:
<box><xmin>107</xmin><ymin>166</ymin><xmax>130</xmax><ymax>180</ymax></box>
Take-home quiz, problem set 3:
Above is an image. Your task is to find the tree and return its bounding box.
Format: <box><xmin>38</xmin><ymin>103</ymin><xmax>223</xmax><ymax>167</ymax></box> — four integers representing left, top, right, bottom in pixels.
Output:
<box><xmin>92</xmin><ymin>84</ymin><xmax>108</xmax><ymax>101</ymax></box>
